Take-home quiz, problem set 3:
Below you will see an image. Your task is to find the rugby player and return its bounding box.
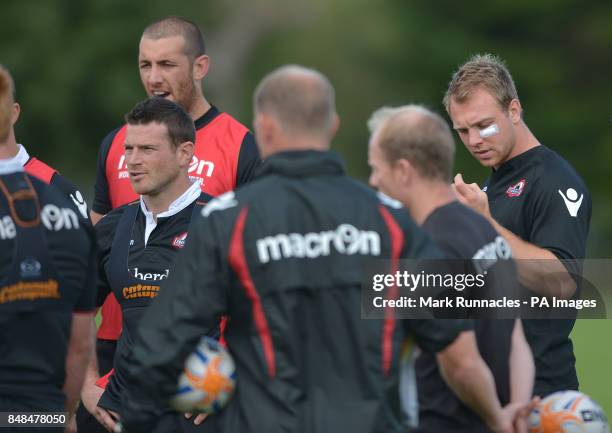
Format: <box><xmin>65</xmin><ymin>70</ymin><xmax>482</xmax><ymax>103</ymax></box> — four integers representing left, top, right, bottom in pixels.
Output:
<box><xmin>84</xmin><ymin>97</ymin><xmax>215</xmax><ymax>433</ymax></box>
<box><xmin>444</xmin><ymin>54</ymin><xmax>591</xmax><ymax>396</ymax></box>
<box><xmin>82</xmin><ymin>16</ymin><xmax>261</xmax><ymax>432</ymax></box>
<box><xmin>0</xmin><ymin>63</ymin><xmax>96</xmax><ymax>433</ymax></box>
<box><xmin>0</xmin><ymin>65</ymin><xmax>88</xmax><ymax>220</ymax></box>
<box><xmin>367</xmin><ymin>104</ymin><xmax>535</xmax><ymax>433</ymax></box>
<box><xmin>116</xmin><ymin>65</ymin><xmax>526</xmax><ymax>433</ymax></box>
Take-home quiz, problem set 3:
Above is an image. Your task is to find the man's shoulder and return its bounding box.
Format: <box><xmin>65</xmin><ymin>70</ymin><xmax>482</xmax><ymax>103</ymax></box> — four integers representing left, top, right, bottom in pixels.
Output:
<box><xmin>199</xmin><ymin>110</ymin><xmax>250</xmax><ymax>143</ymax></box>
<box><xmin>96</xmin><ymin>200</ymin><xmax>137</xmax><ymax>231</ymax></box>
<box><xmin>531</xmin><ymin>146</ymin><xmax>587</xmax><ymax>184</ymax></box>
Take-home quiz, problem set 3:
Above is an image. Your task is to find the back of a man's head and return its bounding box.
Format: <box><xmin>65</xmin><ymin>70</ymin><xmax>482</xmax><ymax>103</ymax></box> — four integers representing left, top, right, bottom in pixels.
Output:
<box><xmin>0</xmin><ymin>65</ymin><xmax>15</xmax><ymax>143</ymax></box>
<box><xmin>142</xmin><ymin>16</ymin><xmax>206</xmax><ymax>60</ymax></box>
<box><xmin>372</xmin><ymin>105</ymin><xmax>455</xmax><ymax>182</ymax></box>
<box><xmin>125</xmin><ymin>97</ymin><xmax>196</xmax><ymax>146</ymax></box>
<box><xmin>254</xmin><ymin>65</ymin><xmax>337</xmax><ymax>139</ymax></box>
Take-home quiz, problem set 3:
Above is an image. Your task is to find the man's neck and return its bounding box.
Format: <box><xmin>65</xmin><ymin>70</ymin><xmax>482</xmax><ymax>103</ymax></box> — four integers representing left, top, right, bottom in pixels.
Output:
<box><xmin>499</xmin><ymin>121</ymin><xmax>540</xmax><ymax>167</ymax></box>
<box><xmin>142</xmin><ymin>176</ymin><xmax>192</xmax><ymax>221</ymax></box>
<box><xmin>0</xmin><ymin>134</ymin><xmax>19</xmax><ymax>159</ymax></box>
<box><xmin>406</xmin><ymin>181</ymin><xmax>456</xmax><ymax>226</ymax></box>
<box><xmin>189</xmin><ymin>95</ymin><xmax>211</xmax><ymax>121</ymax></box>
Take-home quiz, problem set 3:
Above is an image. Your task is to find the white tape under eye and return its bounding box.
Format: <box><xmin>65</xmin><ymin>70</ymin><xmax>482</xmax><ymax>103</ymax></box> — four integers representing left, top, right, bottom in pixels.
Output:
<box><xmin>479</xmin><ymin>124</ymin><xmax>499</xmax><ymax>138</ymax></box>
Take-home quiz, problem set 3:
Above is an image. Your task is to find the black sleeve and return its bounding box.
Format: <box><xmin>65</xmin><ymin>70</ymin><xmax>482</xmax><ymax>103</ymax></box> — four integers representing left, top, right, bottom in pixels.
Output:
<box><xmin>92</xmin><ymin>128</ymin><xmax>121</xmax><ymax>215</ymax></box>
<box><xmin>50</xmin><ymin>173</ymin><xmax>90</xmax><ymax>221</ymax></box>
<box><xmin>404</xmin><ymin>319</ymin><xmax>473</xmax><ymax>353</ymax></box>
<box><xmin>528</xmin><ymin>174</ymin><xmax>591</xmax><ymax>262</ymax></box>
<box><xmin>94</xmin><ymin>210</ymin><xmax>121</xmax><ymax>307</ymax></box>
<box><xmin>74</xmin><ymin>222</ymin><xmax>98</xmax><ymax>312</ymax></box>
<box><xmin>235</xmin><ymin>131</ymin><xmax>262</xmax><ymax>187</ymax></box>
<box><xmin>119</xmin><ymin>209</ymin><xmax>230</xmax><ymax>432</ymax></box>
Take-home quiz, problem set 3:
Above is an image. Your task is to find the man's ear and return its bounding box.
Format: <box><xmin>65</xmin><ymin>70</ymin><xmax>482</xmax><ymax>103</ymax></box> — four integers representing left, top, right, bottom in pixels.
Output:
<box><xmin>508</xmin><ymin>98</ymin><xmax>522</xmax><ymax>124</ymax></box>
<box><xmin>11</xmin><ymin>102</ymin><xmax>20</xmax><ymax>125</ymax></box>
<box><xmin>178</xmin><ymin>140</ymin><xmax>195</xmax><ymax>166</ymax></box>
<box><xmin>395</xmin><ymin>158</ymin><xmax>415</xmax><ymax>186</ymax></box>
<box><xmin>192</xmin><ymin>55</ymin><xmax>210</xmax><ymax>82</ymax></box>
<box><xmin>329</xmin><ymin>113</ymin><xmax>340</xmax><ymax>139</ymax></box>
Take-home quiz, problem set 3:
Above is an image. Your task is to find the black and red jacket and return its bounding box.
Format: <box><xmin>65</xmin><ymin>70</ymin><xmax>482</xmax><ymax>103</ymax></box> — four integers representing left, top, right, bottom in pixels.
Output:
<box><xmin>92</xmin><ymin>106</ymin><xmax>261</xmax><ymax>341</ymax></box>
<box><xmin>118</xmin><ymin>150</ymin><xmax>470</xmax><ymax>433</ymax></box>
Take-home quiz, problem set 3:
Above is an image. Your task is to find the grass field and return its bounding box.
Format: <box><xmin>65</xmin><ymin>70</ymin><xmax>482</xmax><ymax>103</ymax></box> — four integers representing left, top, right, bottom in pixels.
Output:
<box><xmin>572</xmin><ymin>319</ymin><xmax>612</xmax><ymax>415</ymax></box>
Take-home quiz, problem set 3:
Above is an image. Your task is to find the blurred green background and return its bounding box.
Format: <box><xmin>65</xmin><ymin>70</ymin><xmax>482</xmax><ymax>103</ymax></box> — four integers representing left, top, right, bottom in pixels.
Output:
<box><xmin>3</xmin><ymin>0</ymin><xmax>611</xmax><ymax>416</ymax></box>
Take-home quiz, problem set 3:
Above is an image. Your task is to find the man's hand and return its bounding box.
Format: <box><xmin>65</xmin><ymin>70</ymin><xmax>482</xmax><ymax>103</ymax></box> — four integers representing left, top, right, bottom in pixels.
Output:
<box><xmin>453</xmin><ymin>173</ymin><xmax>491</xmax><ymax>219</ymax></box>
<box><xmin>490</xmin><ymin>398</ymin><xmax>539</xmax><ymax>433</ymax></box>
<box><xmin>97</xmin><ymin>407</ymin><xmax>120</xmax><ymax>433</ymax></box>
<box><xmin>185</xmin><ymin>412</ymin><xmax>208</xmax><ymax>425</ymax></box>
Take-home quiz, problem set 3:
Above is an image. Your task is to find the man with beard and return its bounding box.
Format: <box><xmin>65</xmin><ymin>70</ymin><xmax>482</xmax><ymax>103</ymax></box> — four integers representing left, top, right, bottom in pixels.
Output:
<box><xmin>81</xmin><ymin>16</ymin><xmax>260</xmax><ymax>432</ymax></box>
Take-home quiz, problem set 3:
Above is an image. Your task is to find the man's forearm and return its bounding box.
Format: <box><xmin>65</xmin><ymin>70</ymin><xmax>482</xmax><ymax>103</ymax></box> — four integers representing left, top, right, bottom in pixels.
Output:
<box><xmin>437</xmin><ymin>332</ymin><xmax>505</xmax><ymax>432</ymax></box>
<box><xmin>509</xmin><ymin>320</ymin><xmax>534</xmax><ymax>402</ymax></box>
<box><xmin>489</xmin><ymin>219</ymin><xmax>576</xmax><ymax>298</ymax></box>
<box><xmin>64</xmin><ymin>315</ymin><xmax>95</xmax><ymax>415</ymax></box>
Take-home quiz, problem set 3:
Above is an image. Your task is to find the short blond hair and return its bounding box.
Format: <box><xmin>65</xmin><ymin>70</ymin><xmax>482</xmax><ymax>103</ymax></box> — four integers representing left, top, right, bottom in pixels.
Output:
<box><xmin>443</xmin><ymin>53</ymin><xmax>518</xmax><ymax>113</ymax></box>
<box><xmin>370</xmin><ymin>105</ymin><xmax>455</xmax><ymax>182</ymax></box>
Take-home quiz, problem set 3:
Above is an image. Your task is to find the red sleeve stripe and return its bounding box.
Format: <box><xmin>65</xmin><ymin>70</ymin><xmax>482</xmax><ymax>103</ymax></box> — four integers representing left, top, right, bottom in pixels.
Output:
<box><xmin>377</xmin><ymin>205</ymin><xmax>405</xmax><ymax>376</ymax></box>
<box><xmin>228</xmin><ymin>207</ymin><xmax>276</xmax><ymax>377</ymax></box>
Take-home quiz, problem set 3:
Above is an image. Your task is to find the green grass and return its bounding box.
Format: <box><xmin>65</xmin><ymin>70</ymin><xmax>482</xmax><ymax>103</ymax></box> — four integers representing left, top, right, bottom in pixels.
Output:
<box><xmin>572</xmin><ymin>319</ymin><xmax>612</xmax><ymax>415</ymax></box>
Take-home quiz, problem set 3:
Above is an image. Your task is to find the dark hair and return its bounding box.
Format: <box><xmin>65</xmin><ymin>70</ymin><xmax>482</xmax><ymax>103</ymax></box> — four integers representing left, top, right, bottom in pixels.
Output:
<box><xmin>125</xmin><ymin>97</ymin><xmax>195</xmax><ymax>146</ymax></box>
<box><xmin>142</xmin><ymin>16</ymin><xmax>206</xmax><ymax>60</ymax></box>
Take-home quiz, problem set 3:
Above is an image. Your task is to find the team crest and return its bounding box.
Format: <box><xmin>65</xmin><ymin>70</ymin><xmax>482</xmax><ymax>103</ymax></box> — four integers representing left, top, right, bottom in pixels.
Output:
<box><xmin>172</xmin><ymin>232</ymin><xmax>188</xmax><ymax>249</ymax></box>
<box><xmin>506</xmin><ymin>179</ymin><xmax>526</xmax><ymax>197</ymax></box>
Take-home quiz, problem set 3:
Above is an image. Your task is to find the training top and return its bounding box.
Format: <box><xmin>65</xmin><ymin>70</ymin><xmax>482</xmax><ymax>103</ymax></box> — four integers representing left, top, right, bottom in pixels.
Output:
<box><xmin>482</xmin><ymin>145</ymin><xmax>591</xmax><ymax>396</ymax></box>
<box><xmin>94</xmin><ymin>181</ymin><xmax>212</xmax><ymax>413</ymax></box>
<box><xmin>9</xmin><ymin>143</ymin><xmax>89</xmax><ymax>220</ymax></box>
<box><xmin>0</xmin><ymin>161</ymin><xmax>96</xmax><ymax>411</ymax></box>
<box><xmin>415</xmin><ymin>201</ymin><xmax>516</xmax><ymax>433</ymax></box>
<box><xmin>117</xmin><ymin>150</ymin><xmax>472</xmax><ymax>433</ymax></box>
<box><xmin>92</xmin><ymin>106</ymin><xmax>261</xmax><ymax>341</ymax></box>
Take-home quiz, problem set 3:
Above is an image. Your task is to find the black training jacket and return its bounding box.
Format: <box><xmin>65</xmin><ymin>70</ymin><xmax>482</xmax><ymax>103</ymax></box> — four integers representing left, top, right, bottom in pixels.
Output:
<box><xmin>119</xmin><ymin>150</ymin><xmax>470</xmax><ymax>433</ymax></box>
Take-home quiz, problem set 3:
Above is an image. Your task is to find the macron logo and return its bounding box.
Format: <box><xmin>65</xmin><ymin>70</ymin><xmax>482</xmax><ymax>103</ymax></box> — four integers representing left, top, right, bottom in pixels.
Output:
<box><xmin>256</xmin><ymin>224</ymin><xmax>381</xmax><ymax>264</ymax></box>
<box><xmin>558</xmin><ymin>188</ymin><xmax>583</xmax><ymax>217</ymax></box>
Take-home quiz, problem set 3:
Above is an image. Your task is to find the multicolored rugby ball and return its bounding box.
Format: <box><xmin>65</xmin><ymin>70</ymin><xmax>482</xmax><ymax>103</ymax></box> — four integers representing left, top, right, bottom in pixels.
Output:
<box><xmin>530</xmin><ymin>390</ymin><xmax>609</xmax><ymax>433</ymax></box>
<box><xmin>170</xmin><ymin>336</ymin><xmax>236</xmax><ymax>413</ymax></box>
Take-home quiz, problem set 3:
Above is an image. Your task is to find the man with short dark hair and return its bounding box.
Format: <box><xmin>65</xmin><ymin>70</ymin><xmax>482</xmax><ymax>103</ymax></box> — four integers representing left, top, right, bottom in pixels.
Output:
<box><xmin>117</xmin><ymin>65</ymin><xmax>526</xmax><ymax>433</ymax></box>
<box><xmin>84</xmin><ymin>97</ymin><xmax>213</xmax><ymax>433</ymax></box>
<box><xmin>84</xmin><ymin>16</ymin><xmax>261</xmax><ymax>432</ymax></box>
<box><xmin>368</xmin><ymin>104</ymin><xmax>534</xmax><ymax>433</ymax></box>
<box><xmin>444</xmin><ymin>53</ymin><xmax>591</xmax><ymax>396</ymax></box>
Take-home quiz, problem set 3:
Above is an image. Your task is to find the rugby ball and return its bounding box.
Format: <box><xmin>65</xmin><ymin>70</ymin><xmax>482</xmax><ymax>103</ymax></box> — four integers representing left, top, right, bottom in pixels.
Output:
<box><xmin>170</xmin><ymin>336</ymin><xmax>236</xmax><ymax>413</ymax></box>
<box><xmin>530</xmin><ymin>390</ymin><xmax>609</xmax><ymax>433</ymax></box>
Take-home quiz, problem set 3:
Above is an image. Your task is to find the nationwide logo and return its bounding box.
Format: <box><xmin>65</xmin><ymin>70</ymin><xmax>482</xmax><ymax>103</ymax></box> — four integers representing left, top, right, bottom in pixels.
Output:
<box><xmin>505</xmin><ymin>179</ymin><xmax>526</xmax><ymax>197</ymax></box>
<box><xmin>256</xmin><ymin>224</ymin><xmax>381</xmax><ymax>264</ymax></box>
<box><xmin>172</xmin><ymin>232</ymin><xmax>188</xmax><ymax>249</ymax></box>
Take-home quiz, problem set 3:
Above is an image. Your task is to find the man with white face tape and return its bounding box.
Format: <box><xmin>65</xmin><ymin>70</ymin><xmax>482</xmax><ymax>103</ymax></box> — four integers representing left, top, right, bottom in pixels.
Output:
<box><xmin>444</xmin><ymin>53</ymin><xmax>592</xmax><ymax>397</ymax></box>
